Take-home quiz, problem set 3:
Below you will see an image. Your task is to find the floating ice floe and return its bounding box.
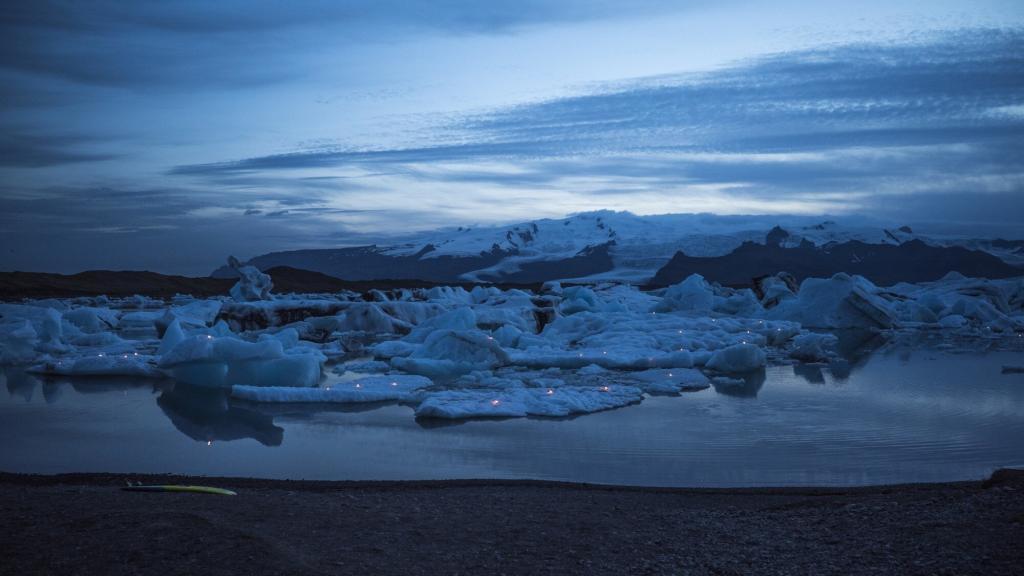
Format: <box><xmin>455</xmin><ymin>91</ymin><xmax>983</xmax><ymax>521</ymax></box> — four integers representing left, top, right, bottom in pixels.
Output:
<box><xmin>391</xmin><ymin>329</ymin><xmax>511</xmax><ymax>379</ymax></box>
<box><xmin>705</xmin><ymin>343</ymin><xmax>767</xmax><ymax>373</ymax></box>
<box><xmin>623</xmin><ymin>368</ymin><xmax>711</xmax><ymax>393</ymax></box>
<box><xmin>29</xmin><ymin>352</ymin><xmax>163</xmax><ymax>378</ymax></box>
<box><xmin>788</xmin><ymin>333</ymin><xmax>838</xmax><ymax>363</ymax></box>
<box><xmin>414</xmin><ymin>384</ymin><xmax>644</xmax><ymax>419</ymax></box>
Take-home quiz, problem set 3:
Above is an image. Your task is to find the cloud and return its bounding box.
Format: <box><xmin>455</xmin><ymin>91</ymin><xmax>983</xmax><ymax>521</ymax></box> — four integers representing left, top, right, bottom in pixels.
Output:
<box><xmin>0</xmin><ymin>132</ymin><xmax>118</xmax><ymax>168</ymax></box>
<box><xmin>4</xmin><ymin>24</ymin><xmax>1023</xmax><ymax>274</ymax></box>
<box><xmin>0</xmin><ymin>184</ymin><xmax>380</xmax><ymax>274</ymax></box>
<box><xmin>0</xmin><ymin>1</ymin><xmax>693</xmax><ymax>89</ymax></box>
<box><xmin>167</xmin><ymin>29</ymin><xmax>1024</xmax><ymax>220</ymax></box>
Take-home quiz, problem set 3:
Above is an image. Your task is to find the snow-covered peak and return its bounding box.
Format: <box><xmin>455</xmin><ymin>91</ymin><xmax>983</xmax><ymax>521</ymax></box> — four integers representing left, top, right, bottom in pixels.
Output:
<box><xmin>382</xmin><ymin>211</ymin><xmax>626</xmax><ymax>259</ymax></box>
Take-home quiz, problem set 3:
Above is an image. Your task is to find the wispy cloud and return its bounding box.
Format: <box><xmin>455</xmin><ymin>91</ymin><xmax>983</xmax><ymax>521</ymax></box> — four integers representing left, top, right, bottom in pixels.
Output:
<box><xmin>0</xmin><ymin>132</ymin><xmax>119</xmax><ymax>168</ymax></box>
<box><xmin>168</xmin><ymin>29</ymin><xmax>1024</xmax><ymax>224</ymax></box>
<box><xmin>0</xmin><ymin>1</ymin><xmax>693</xmax><ymax>89</ymax></box>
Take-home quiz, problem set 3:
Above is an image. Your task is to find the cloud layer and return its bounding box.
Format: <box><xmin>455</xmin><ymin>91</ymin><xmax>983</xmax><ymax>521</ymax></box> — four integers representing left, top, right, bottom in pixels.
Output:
<box><xmin>171</xmin><ymin>29</ymin><xmax>1024</xmax><ymax>221</ymax></box>
<box><xmin>1</xmin><ymin>1</ymin><xmax>1022</xmax><ymax>275</ymax></box>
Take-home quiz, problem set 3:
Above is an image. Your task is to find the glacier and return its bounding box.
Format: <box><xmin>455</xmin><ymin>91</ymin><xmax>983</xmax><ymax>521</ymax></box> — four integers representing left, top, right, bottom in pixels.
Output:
<box><xmin>1</xmin><ymin>267</ymin><xmax>1022</xmax><ymax>421</ymax></box>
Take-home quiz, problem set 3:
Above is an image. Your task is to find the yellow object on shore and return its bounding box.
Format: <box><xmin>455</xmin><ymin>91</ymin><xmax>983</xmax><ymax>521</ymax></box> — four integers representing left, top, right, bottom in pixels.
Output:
<box><xmin>122</xmin><ymin>485</ymin><xmax>237</xmax><ymax>496</ymax></box>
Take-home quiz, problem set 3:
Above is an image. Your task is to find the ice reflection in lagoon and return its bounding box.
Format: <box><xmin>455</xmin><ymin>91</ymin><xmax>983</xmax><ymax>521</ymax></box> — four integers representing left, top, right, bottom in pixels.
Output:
<box><xmin>2</xmin><ymin>338</ymin><xmax>1023</xmax><ymax>487</ymax></box>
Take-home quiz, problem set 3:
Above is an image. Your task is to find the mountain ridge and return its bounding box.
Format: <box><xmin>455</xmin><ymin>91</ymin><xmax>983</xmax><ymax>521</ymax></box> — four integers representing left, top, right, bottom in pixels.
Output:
<box><xmin>214</xmin><ymin>211</ymin><xmax>1024</xmax><ymax>285</ymax></box>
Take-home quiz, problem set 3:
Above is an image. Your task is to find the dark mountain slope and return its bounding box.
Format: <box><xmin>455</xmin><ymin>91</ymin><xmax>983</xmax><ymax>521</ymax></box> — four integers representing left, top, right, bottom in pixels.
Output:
<box><xmin>650</xmin><ymin>239</ymin><xmax>1022</xmax><ymax>287</ymax></box>
<box><xmin>0</xmin><ymin>266</ymin><xmax>530</xmax><ymax>300</ymax></box>
<box><xmin>211</xmin><ymin>245</ymin><xmax>513</xmax><ymax>283</ymax></box>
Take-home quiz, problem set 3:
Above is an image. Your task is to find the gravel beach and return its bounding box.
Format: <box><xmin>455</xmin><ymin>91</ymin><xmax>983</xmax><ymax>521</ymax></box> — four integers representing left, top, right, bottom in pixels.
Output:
<box><xmin>1</xmin><ymin>470</ymin><xmax>1022</xmax><ymax>575</ymax></box>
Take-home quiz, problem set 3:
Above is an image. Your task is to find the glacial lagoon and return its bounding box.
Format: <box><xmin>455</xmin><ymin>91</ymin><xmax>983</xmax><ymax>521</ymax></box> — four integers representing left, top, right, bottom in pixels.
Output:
<box><xmin>3</xmin><ymin>343</ymin><xmax>1022</xmax><ymax>487</ymax></box>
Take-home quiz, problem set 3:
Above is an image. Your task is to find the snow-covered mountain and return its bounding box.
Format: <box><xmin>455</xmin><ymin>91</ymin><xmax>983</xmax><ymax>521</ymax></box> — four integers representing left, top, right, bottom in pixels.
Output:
<box><xmin>215</xmin><ymin>211</ymin><xmax>1024</xmax><ymax>285</ymax></box>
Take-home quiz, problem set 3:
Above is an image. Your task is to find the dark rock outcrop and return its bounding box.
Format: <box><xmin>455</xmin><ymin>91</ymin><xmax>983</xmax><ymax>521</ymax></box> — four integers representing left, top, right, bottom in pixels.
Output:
<box><xmin>650</xmin><ymin>239</ymin><xmax>1022</xmax><ymax>287</ymax></box>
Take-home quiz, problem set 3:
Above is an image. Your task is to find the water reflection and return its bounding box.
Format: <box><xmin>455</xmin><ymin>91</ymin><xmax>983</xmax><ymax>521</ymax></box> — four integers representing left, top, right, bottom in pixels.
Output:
<box><xmin>157</xmin><ymin>384</ymin><xmax>283</xmax><ymax>446</ymax></box>
<box><xmin>4</xmin><ymin>368</ymin><xmax>37</xmax><ymax>402</ymax></box>
<box><xmin>792</xmin><ymin>363</ymin><xmax>826</xmax><ymax>384</ymax></box>
<box><xmin>3</xmin><ymin>339</ymin><xmax>1023</xmax><ymax>486</ymax></box>
<box><xmin>710</xmin><ymin>369</ymin><xmax>767</xmax><ymax>398</ymax></box>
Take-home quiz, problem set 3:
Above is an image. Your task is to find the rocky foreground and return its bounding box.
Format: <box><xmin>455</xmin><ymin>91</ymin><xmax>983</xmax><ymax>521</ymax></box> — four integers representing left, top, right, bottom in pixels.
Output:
<box><xmin>1</xmin><ymin>470</ymin><xmax>1022</xmax><ymax>575</ymax></box>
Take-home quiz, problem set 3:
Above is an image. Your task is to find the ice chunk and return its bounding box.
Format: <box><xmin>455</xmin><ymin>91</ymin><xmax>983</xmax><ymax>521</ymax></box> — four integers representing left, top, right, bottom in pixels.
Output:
<box><xmin>541</xmin><ymin>281</ymin><xmax>563</xmax><ymax>295</ymax></box>
<box><xmin>340</xmin><ymin>303</ymin><xmax>410</xmax><ymax>334</ymax></box>
<box><xmin>559</xmin><ymin>286</ymin><xmax>602</xmax><ymax>315</ymax></box>
<box><xmin>372</xmin><ymin>340</ymin><xmax>417</xmax><ymax>359</ymax></box>
<box><xmin>414</xmin><ymin>384</ymin><xmax>643</xmax><ymax>419</ymax></box>
<box><xmin>63</xmin><ymin>307</ymin><xmax>119</xmax><ymax>334</ymax></box>
<box><xmin>159</xmin><ymin>335</ymin><xmax>323</xmax><ymax>388</ymax></box>
<box><xmin>30</xmin><ymin>352</ymin><xmax>162</xmax><ymax>378</ymax></box>
<box><xmin>171</xmin><ymin>300</ymin><xmax>223</xmax><ymax>327</ymax></box>
<box><xmin>705</xmin><ymin>343</ymin><xmax>766</xmax><ymax>373</ymax></box>
<box><xmin>226</xmin><ymin>354</ymin><xmax>322</xmax><ymax>388</ymax></box>
<box><xmin>233</xmin><ymin>375</ymin><xmax>432</xmax><ymax>403</ymax></box>
<box><xmin>39</xmin><ymin>308</ymin><xmax>63</xmax><ymax>345</ymax></box>
<box><xmin>713</xmin><ymin>289</ymin><xmax>763</xmax><ymax>316</ymax></box>
<box><xmin>938</xmin><ymin>314</ymin><xmax>968</xmax><ymax>328</ymax></box>
<box><xmin>157</xmin><ymin>318</ymin><xmax>186</xmax><ymax>356</ymax></box>
<box><xmin>0</xmin><ymin>321</ymin><xmax>39</xmax><ymax>364</ymax></box>
<box><xmin>404</xmin><ymin>307</ymin><xmax>476</xmax><ymax>343</ymax></box>
<box><xmin>227</xmin><ymin>255</ymin><xmax>273</xmax><ymax>302</ymax></box>
<box><xmin>492</xmin><ymin>324</ymin><xmax>523</xmax><ymax>348</ymax></box>
<box><xmin>768</xmin><ymin>273</ymin><xmax>895</xmax><ymax>329</ymax></box>
<box><xmin>626</xmin><ymin>368</ymin><xmax>710</xmax><ymax>393</ymax></box>
<box><xmin>754</xmin><ymin>272</ymin><xmax>798</xmax><ymax>309</ymax></box>
<box><xmin>654</xmin><ymin>274</ymin><xmax>714</xmax><ymax>313</ymax></box>
<box><xmin>392</xmin><ymin>329</ymin><xmax>510</xmax><ymax>379</ymax></box>
<box><xmin>788</xmin><ymin>333</ymin><xmax>838</xmax><ymax>363</ymax></box>
<box><xmin>379</xmin><ymin>301</ymin><xmax>447</xmax><ymax>326</ymax></box>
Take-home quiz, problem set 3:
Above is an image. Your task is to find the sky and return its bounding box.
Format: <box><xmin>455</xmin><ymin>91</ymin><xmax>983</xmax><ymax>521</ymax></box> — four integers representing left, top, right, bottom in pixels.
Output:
<box><xmin>1</xmin><ymin>0</ymin><xmax>1023</xmax><ymax>275</ymax></box>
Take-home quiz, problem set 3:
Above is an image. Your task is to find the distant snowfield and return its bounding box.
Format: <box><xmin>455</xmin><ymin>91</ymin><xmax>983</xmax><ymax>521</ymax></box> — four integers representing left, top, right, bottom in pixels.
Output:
<box><xmin>226</xmin><ymin>211</ymin><xmax>1024</xmax><ymax>284</ymax></box>
<box><xmin>3</xmin><ymin>262</ymin><xmax>1022</xmax><ymax>421</ymax></box>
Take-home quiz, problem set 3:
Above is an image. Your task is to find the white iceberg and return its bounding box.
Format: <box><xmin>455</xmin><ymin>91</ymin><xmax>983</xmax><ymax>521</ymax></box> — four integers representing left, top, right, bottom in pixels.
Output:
<box><xmin>414</xmin><ymin>384</ymin><xmax>644</xmax><ymax>419</ymax></box>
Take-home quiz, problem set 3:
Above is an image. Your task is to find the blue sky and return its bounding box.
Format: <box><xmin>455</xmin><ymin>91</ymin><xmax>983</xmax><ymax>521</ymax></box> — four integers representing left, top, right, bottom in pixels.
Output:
<box><xmin>1</xmin><ymin>0</ymin><xmax>1023</xmax><ymax>274</ymax></box>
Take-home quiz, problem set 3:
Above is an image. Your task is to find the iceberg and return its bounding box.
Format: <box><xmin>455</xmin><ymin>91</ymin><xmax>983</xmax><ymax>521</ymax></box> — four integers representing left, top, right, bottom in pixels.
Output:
<box><xmin>392</xmin><ymin>329</ymin><xmax>510</xmax><ymax>379</ymax></box>
<box><xmin>415</xmin><ymin>384</ymin><xmax>644</xmax><ymax>419</ymax></box>
<box><xmin>227</xmin><ymin>255</ymin><xmax>273</xmax><ymax>302</ymax></box>
<box><xmin>705</xmin><ymin>343</ymin><xmax>766</xmax><ymax>373</ymax></box>
<box><xmin>158</xmin><ymin>334</ymin><xmax>324</xmax><ymax>388</ymax></box>
<box><xmin>768</xmin><ymin>273</ymin><xmax>895</xmax><ymax>329</ymax></box>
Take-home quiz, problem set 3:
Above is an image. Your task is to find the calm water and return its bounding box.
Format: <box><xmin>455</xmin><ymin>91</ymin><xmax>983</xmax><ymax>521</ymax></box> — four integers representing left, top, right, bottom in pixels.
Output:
<box><xmin>2</xmin><ymin>345</ymin><xmax>1023</xmax><ymax>487</ymax></box>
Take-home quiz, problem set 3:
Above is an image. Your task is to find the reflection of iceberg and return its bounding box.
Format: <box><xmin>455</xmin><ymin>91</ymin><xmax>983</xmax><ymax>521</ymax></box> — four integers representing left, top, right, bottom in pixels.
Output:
<box><xmin>240</xmin><ymin>399</ymin><xmax>397</xmax><ymax>420</ymax></box>
<box><xmin>67</xmin><ymin>378</ymin><xmax>158</xmax><ymax>395</ymax></box>
<box><xmin>793</xmin><ymin>363</ymin><xmax>826</xmax><ymax>384</ymax></box>
<box><xmin>832</xmin><ymin>328</ymin><xmax>888</xmax><ymax>361</ymax></box>
<box><xmin>157</xmin><ymin>383</ymin><xmax>283</xmax><ymax>446</ymax></box>
<box><xmin>822</xmin><ymin>329</ymin><xmax>889</xmax><ymax>381</ymax></box>
<box><xmin>710</xmin><ymin>369</ymin><xmax>766</xmax><ymax>398</ymax></box>
<box><xmin>4</xmin><ymin>368</ymin><xmax>38</xmax><ymax>402</ymax></box>
<box><xmin>41</xmin><ymin>380</ymin><xmax>65</xmax><ymax>404</ymax></box>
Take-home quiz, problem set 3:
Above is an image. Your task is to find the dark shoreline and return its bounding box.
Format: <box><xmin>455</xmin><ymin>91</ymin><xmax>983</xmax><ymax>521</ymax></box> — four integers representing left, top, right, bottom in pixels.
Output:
<box><xmin>0</xmin><ymin>469</ymin><xmax>1016</xmax><ymax>494</ymax></box>
<box><xmin>0</xmin><ymin>266</ymin><xmax>549</xmax><ymax>300</ymax></box>
<box><xmin>3</xmin><ymin>470</ymin><xmax>1022</xmax><ymax>575</ymax></box>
